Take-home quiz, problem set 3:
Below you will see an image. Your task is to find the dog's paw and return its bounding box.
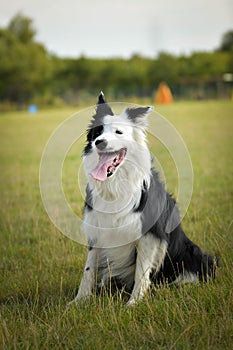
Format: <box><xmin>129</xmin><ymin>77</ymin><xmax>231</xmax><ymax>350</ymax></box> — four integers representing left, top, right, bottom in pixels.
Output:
<box><xmin>67</xmin><ymin>295</ymin><xmax>91</xmax><ymax>308</ymax></box>
<box><xmin>67</xmin><ymin>299</ymin><xmax>76</xmax><ymax>308</ymax></box>
<box><xmin>126</xmin><ymin>298</ymin><xmax>138</xmax><ymax>307</ymax></box>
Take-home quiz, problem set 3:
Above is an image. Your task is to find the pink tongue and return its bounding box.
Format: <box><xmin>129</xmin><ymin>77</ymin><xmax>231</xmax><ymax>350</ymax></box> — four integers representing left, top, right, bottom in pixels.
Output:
<box><xmin>90</xmin><ymin>153</ymin><xmax>116</xmax><ymax>181</ymax></box>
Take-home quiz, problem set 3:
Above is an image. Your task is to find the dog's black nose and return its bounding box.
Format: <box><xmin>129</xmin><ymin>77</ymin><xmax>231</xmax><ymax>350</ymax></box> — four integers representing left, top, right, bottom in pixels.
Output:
<box><xmin>95</xmin><ymin>139</ymin><xmax>107</xmax><ymax>150</ymax></box>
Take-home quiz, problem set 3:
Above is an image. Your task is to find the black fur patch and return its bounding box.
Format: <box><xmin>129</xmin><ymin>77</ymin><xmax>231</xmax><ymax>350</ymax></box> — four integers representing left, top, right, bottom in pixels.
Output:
<box><xmin>134</xmin><ymin>181</ymin><xmax>148</xmax><ymax>212</ymax></box>
<box><xmin>140</xmin><ymin>170</ymin><xmax>170</xmax><ymax>241</ymax></box>
<box><xmin>154</xmin><ymin>233</ymin><xmax>218</xmax><ymax>284</ymax></box>
<box><xmin>85</xmin><ymin>184</ymin><xmax>93</xmax><ymax>210</ymax></box>
<box><xmin>125</xmin><ymin>107</ymin><xmax>151</xmax><ymax>122</ymax></box>
<box><xmin>83</xmin><ymin>95</ymin><xmax>113</xmax><ymax>156</ymax></box>
<box><xmin>83</xmin><ymin>124</ymin><xmax>104</xmax><ymax>156</ymax></box>
<box><xmin>137</xmin><ymin>171</ymin><xmax>217</xmax><ymax>283</ymax></box>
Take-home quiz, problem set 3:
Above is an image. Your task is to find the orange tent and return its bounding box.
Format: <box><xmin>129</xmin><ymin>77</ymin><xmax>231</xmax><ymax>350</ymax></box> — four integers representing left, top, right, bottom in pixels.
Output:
<box><xmin>154</xmin><ymin>82</ymin><xmax>173</xmax><ymax>104</ymax></box>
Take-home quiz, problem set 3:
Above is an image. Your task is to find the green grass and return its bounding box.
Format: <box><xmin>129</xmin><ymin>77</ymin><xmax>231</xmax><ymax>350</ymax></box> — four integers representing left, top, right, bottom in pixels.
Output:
<box><xmin>0</xmin><ymin>100</ymin><xmax>233</xmax><ymax>349</ymax></box>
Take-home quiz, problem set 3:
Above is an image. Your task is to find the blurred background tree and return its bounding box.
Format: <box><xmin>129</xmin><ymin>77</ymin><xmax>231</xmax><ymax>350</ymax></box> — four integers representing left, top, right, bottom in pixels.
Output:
<box><xmin>218</xmin><ymin>30</ymin><xmax>233</xmax><ymax>52</ymax></box>
<box><xmin>0</xmin><ymin>13</ymin><xmax>232</xmax><ymax>109</ymax></box>
<box><xmin>0</xmin><ymin>13</ymin><xmax>51</xmax><ymax>106</ymax></box>
<box><xmin>7</xmin><ymin>12</ymin><xmax>36</xmax><ymax>44</ymax></box>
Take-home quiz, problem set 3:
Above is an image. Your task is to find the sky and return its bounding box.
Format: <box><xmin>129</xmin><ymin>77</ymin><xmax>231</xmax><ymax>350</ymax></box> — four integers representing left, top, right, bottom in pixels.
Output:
<box><xmin>1</xmin><ymin>0</ymin><xmax>233</xmax><ymax>58</ymax></box>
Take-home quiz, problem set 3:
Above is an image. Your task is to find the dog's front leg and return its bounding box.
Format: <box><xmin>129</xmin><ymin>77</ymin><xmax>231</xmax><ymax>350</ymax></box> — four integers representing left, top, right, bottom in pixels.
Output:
<box><xmin>69</xmin><ymin>247</ymin><xmax>98</xmax><ymax>306</ymax></box>
<box><xmin>127</xmin><ymin>235</ymin><xmax>167</xmax><ymax>306</ymax></box>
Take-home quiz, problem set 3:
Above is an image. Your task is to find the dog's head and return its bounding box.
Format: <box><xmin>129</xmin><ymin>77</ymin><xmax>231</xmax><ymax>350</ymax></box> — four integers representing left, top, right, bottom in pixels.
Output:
<box><xmin>83</xmin><ymin>92</ymin><xmax>153</xmax><ymax>183</ymax></box>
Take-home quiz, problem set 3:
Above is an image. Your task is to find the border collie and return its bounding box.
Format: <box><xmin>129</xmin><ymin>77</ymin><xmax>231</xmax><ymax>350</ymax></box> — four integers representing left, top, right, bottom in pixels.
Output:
<box><xmin>72</xmin><ymin>92</ymin><xmax>217</xmax><ymax>306</ymax></box>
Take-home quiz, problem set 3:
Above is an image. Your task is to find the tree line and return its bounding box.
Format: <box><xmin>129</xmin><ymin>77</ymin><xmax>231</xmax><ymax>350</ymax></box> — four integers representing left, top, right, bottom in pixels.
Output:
<box><xmin>0</xmin><ymin>13</ymin><xmax>232</xmax><ymax>107</ymax></box>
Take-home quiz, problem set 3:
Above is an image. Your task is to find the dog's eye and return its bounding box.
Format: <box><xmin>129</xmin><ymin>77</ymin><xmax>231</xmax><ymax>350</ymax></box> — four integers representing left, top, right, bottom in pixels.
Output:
<box><xmin>92</xmin><ymin>125</ymin><xmax>103</xmax><ymax>140</ymax></box>
<box><xmin>115</xmin><ymin>130</ymin><xmax>123</xmax><ymax>135</ymax></box>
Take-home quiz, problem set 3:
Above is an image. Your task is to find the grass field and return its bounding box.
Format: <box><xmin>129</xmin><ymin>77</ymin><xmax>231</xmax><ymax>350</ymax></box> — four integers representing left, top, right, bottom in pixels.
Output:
<box><xmin>0</xmin><ymin>100</ymin><xmax>233</xmax><ymax>349</ymax></box>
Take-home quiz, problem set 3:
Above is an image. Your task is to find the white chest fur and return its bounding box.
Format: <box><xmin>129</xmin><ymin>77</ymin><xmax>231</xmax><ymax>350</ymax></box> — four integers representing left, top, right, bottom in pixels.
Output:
<box><xmin>83</xmin><ymin>201</ymin><xmax>142</xmax><ymax>289</ymax></box>
<box><xmin>83</xmin><ymin>206</ymin><xmax>142</xmax><ymax>248</ymax></box>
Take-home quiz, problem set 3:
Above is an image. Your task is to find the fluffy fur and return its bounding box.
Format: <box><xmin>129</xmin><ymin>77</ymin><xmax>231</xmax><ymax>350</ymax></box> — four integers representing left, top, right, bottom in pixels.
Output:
<box><xmin>71</xmin><ymin>92</ymin><xmax>218</xmax><ymax>306</ymax></box>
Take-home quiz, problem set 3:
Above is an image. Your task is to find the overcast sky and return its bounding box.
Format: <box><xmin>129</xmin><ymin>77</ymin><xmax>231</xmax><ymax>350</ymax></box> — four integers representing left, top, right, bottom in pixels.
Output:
<box><xmin>1</xmin><ymin>0</ymin><xmax>233</xmax><ymax>58</ymax></box>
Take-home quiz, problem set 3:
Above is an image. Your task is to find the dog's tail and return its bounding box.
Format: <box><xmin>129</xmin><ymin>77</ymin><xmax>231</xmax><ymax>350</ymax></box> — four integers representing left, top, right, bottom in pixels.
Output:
<box><xmin>176</xmin><ymin>243</ymin><xmax>219</xmax><ymax>283</ymax></box>
<box><xmin>198</xmin><ymin>250</ymin><xmax>220</xmax><ymax>281</ymax></box>
<box><xmin>182</xmin><ymin>241</ymin><xmax>220</xmax><ymax>282</ymax></box>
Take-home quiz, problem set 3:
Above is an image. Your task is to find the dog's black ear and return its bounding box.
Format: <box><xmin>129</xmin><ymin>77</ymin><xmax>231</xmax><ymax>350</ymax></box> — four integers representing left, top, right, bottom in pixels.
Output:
<box><xmin>123</xmin><ymin>106</ymin><xmax>153</xmax><ymax>129</ymax></box>
<box><xmin>95</xmin><ymin>91</ymin><xmax>114</xmax><ymax>118</ymax></box>
<box><xmin>97</xmin><ymin>91</ymin><xmax>106</xmax><ymax>104</ymax></box>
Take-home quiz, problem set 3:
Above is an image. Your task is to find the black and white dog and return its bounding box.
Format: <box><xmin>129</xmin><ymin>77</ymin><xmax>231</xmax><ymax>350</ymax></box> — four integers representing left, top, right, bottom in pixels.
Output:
<box><xmin>72</xmin><ymin>92</ymin><xmax>217</xmax><ymax>306</ymax></box>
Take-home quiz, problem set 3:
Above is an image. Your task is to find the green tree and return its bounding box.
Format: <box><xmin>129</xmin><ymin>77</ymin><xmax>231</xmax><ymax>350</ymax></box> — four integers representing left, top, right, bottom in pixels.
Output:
<box><xmin>7</xmin><ymin>12</ymin><xmax>36</xmax><ymax>44</ymax></box>
<box><xmin>148</xmin><ymin>52</ymin><xmax>179</xmax><ymax>88</ymax></box>
<box><xmin>218</xmin><ymin>30</ymin><xmax>233</xmax><ymax>52</ymax></box>
<box><xmin>0</xmin><ymin>15</ymin><xmax>51</xmax><ymax>103</ymax></box>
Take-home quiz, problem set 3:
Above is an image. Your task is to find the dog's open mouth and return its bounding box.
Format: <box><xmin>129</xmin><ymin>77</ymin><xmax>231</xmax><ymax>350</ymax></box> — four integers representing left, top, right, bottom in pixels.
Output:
<box><xmin>90</xmin><ymin>148</ymin><xmax>127</xmax><ymax>182</ymax></box>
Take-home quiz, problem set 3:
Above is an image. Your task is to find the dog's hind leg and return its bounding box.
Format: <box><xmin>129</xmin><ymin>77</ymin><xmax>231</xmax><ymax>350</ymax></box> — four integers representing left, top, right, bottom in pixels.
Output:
<box><xmin>127</xmin><ymin>235</ymin><xmax>167</xmax><ymax>306</ymax></box>
<box><xmin>68</xmin><ymin>246</ymin><xmax>99</xmax><ymax>306</ymax></box>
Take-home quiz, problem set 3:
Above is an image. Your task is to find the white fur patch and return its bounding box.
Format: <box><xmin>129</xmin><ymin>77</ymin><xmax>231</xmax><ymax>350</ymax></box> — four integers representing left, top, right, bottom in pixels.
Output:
<box><xmin>127</xmin><ymin>236</ymin><xmax>167</xmax><ymax>305</ymax></box>
<box><xmin>83</xmin><ymin>113</ymin><xmax>152</xmax><ymax>248</ymax></box>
